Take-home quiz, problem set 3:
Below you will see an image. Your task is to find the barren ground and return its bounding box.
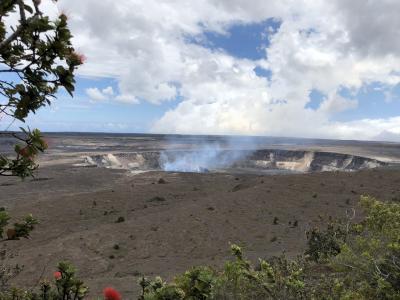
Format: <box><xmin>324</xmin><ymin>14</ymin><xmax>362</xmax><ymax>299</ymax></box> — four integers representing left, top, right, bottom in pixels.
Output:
<box><xmin>1</xmin><ymin>134</ymin><xmax>400</xmax><ymax>298</ymax></box>
<box><xmin>1</xmin><ymin>164</ymin><xmax>400</xmax><ymax>297</ymax></box>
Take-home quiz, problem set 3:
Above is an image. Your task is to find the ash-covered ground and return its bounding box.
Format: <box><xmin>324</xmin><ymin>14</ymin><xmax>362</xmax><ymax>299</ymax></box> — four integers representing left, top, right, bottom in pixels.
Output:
<box><xmin>1</xmin><ymin>133</ymin><xmax>400</xmax><ymax>297</ymax></box>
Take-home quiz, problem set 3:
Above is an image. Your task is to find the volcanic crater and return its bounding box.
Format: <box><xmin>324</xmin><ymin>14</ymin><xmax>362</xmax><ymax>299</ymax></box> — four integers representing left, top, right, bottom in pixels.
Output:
<box><xmin>84</xmin><ymin>149</ymin><xmax>386</xmax><ymax>174</ymax></box>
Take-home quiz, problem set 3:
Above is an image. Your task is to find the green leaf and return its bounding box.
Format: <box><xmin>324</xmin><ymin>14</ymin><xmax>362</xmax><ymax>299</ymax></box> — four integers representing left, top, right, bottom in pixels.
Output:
<box><xmin>23</xmin><ymin>4</ymin><xmax>33</xmax><ymax>14</ymax></box>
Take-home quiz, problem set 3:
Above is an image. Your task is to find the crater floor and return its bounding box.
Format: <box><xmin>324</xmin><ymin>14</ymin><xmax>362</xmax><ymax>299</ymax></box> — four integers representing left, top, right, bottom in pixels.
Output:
<box><xmin>1</xmin><ymin>163</ymin><xmax>400</xmax><ymax>298</ymax></box>
<box><xmin>1</xmin><ymin>133</ymin><xmax>400</xmax><ymax>298</ymax></box>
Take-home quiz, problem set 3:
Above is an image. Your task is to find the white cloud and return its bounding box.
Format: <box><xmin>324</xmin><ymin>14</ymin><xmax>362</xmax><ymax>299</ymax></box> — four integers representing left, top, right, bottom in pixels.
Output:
<box><xmin>85</xmin><ymin>86</ymin><xmax>116</xmax><ymax>102</ymax></box>
<box><xmin>85</xmin><ymin>87</ymin><xmax>107</xmax><ymax>101</ymax></box>
<box><xmin>50</xmin><ymin>0</ymin><xmax>400</xmax><ymax>141</ymax></box>
<box><xmin>328</xmin><ymin>117</ymin><xmax>400</xmax><ymax>141</ymax></box>
<box><xmin>115</xmin><ymin>94</ymin><xmax>139</xmax><ymax>104</ymax></box>
<box><xmin>102</xmin><ymin>86</ymin><xmax>114</xmax><ymax>96</ymax></box>
<box><xmin>318</xmin><ymin>95</ymin><xmax>358</xmax><ymax>114</ymax></box>
<box><xmin>374</xmin><ymin>130</ymin><xmax>400</xmax><ymax>143</ymax></box>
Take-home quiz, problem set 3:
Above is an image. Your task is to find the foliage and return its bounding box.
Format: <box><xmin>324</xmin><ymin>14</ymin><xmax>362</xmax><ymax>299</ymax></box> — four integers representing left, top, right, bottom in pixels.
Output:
<box><xmin>330</xmin><ymin>196</ymin><xmax>400</xmax><ymax>299</ymax></box>
<box><xmin>139</xmin><ymin>244</ymin><xmax>311</xmax><ymax>300</ymax></box>
<box><xmin>0</xmin><ymin>210</ymin><xmax>38</xmax><ymax>239</ymax></box>
<box><xmin>0</xmin><ymin>210</ymin><xmax>10</xmax><ymax>238</ymax></box>
<box><xmin>139</xmin><ymin>275</ymin><xmax>186</xmax><ymax>300</ymax></box>
<box><xmin>212</xmin><ymin>247</ymin><xmax>310</xmax><ymax>299</ymax></box>
<box><xmin>305</xmin><ymin>222</ymin><xmax>347</xmax><ymax>262</ymax></box>
<box><xmin>175</xmin><ymin>266</ymin><xmax>216</xmax><ymax>299</ymax></box>
<box><xmin>12</xmin><ymin>214</ymin><xmax>38</xmax><ymax>239</ymax></box>
<box><xmin>0</xmin><ymin>261</ymin><xmax>88</xmax><ymax>300</ymax></box>
<box><xmin>0</xmin><ymin>0</ymin><xmax>82</xmax><ymax>178</ymax></box>
<box><xmin>0</xmin><ymin>264</ymin><xmax>23</xmax><ymax>291</ymax></box>
<box><xmin>0</xmin><ymin>128</ymin><xmax>48</xmax><ymax>178</ymax></box>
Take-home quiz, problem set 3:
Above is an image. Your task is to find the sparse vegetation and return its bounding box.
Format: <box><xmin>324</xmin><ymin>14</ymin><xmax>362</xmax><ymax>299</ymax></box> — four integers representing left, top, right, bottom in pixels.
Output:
<box><xmin>305</xmin><ymin>222</ymin><xmax>346</xmax><ymax>262</ymax></box>
<box><xmin>147</xmin><ymin>196</ymin><xmax>166</xmax><ymax>203</ymax></box>
<box><xmin>1</xmin><ymin>196</ymin><xmax>399</xmax><ymax>299</ymax></box>
<box><xmin>0</xmin><ymin>211</ymin><xmax>11</xmax><ymax>238</ymax></box>
<box><xmin>136</xmin><ymin>196</ymin><xmax>400</xmax><ymax>299</ymax></box>
<box><xmin>0</xmin><ymin>261</ymin><xmax>88</xmax><ymax>300</ymax></box>
<box><xmin>115</xmin><ymin>216</ymin><xmax>125</xmax><ymax>223</ymax></box>
<box><xmin>11</xmin><ymin>214</ymin><xmax>39</xmax><ymax>239</ymax></box>
<box><xmin>0</xmin><ymin>211</ymin><xmax>38</xmax><ymax>240</ymax></box>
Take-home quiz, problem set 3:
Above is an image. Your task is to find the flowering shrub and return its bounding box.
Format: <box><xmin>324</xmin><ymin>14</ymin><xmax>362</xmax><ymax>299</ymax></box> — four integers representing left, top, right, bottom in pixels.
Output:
<box><xmin>0</xmin><ymin>262</ymin><xmax>88</xmax><ymax>300</ymax></box>
<box><xmin>0</xmin><ymin>0</ymin><xmax>82</xmax><ymax>178</ymax></box>
<box><xmin>103</xmin><ymin>287</ymin><xmax>122</xmax><ymax>300</ymax></box>
<box><xmin>53</xmin><ymin>272</ymin><xmax>62</xmax><ymax>281</ymax></box>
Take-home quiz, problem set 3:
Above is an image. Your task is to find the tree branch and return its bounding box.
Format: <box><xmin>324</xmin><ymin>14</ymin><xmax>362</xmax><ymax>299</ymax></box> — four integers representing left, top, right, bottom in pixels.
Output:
<box><xmin>0</xmin><ymin>26</ymin><xmax>24</xmax><ymax>51</ymax></box>
<box><xmin>17</xmin><ymin>0</ymin><xmax>27</xmax><ymax>23</ymax></box>
<box><xmin>0</xmin><ymin>69</ymin><xmax>23</xmax><ymax>73</ymax></box>
<box><xmin>0</xmin><ymin>1</ymin><xmax>39</xmax><ymax>52</ymax></box>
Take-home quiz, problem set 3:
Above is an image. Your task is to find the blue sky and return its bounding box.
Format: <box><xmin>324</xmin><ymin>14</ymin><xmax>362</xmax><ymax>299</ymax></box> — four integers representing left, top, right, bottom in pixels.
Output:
<box><xmin>306</xmin><ymin>84</ymin><xmax>400</xmax><ymax>121</ymax></box>
<box><xmin>15</xmin><ymin>19</ymin><xmax>398</xmax><ymax>134</ymax></box>
<box><xmin>11</xmin><ymin>18</ymin><xmax>398</xmax><ymax>133</ymax></box>
<box><xmin>2</xmin><ymin>0</ymin><xmax>400</xmax><ymax>141</ymax></box>
<box><xmin>3</xmin><ymin>76</ymin><xmax>180</xmax><ymax>133</ymax></box>
<box><xmin>4</xmin><ymin>19</ymin><xmax>284</xmax><ymax>133</ymax></box>
<box><xmin>190</xmin><ymin>18</ymin><xmax>281</xmax><ymax>60</ymax></box>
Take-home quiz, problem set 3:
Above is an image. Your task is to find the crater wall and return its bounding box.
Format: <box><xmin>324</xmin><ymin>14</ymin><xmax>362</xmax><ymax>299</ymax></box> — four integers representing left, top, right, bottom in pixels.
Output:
<box><xmin>83</xmin><ymin>149</ymin><xmax>386</xmax><ymax>174</ymax></box>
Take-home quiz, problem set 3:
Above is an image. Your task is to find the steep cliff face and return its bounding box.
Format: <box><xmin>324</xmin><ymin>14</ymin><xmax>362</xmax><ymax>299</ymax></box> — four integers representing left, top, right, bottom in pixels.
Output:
<box><xmin>84</xmin><ymin>149</ymin><xmax>386</xmax><ymax>174</ymax></box>
<box><xmin>239</xmin><ymin>150</ymin><xmax>384</xmax><ymax>172</ymax></box>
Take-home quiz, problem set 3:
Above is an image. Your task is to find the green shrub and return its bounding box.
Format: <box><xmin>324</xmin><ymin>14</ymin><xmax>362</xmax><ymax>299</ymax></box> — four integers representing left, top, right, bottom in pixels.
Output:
<box><xmin>139</xmin><ymin>276</ymin><xmax>185</xmax><ymax>300</ymax></box>
<box><xmin>175</xmin><ymin>266</ymin><xmax>216</xmax><ymax>299</ymax></box>
<box><xmin>13</xmin><ymin>214</ymin><xmax>39</xmax><ymax>239</ymax></box>
<box><xmin>0</xmin><ymin>261</ymin><xmax>88</xmax><ymax>300</ymax></box>
<box><xmin>305</xmin><ymin>223</ymin><xmax>347</xmax><ymax>262</ymax></box>
<box><xmin>0</xmin><ymin>211</ymin><xmax>38</xmax><ymax>240</ymax></box>
<box><xmin>0</xmin><ymin>211</ymin><xmax>10</xmax><ymax>239</ymax></box>
<box><xmin>139</xmin><ymin>245</ymin><xmax>311</xmax><ymax>300</ymax></box>
<box><xmin>330</xmin><ymin>196</ymin><xmax>400</xmax><ymax>299</ymax></box>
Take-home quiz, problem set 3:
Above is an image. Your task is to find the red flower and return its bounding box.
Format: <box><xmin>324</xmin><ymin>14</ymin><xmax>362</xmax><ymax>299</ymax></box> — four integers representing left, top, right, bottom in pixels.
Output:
<box><xmin>54</xmin><ymin>271</ymin><xmax>62</xmax><ymax>280</ymax></box>
<box><xmin>18</xmin><ymin>147</ymin><xmax>34</xmax><ymax>161</ymax></box>
<box><xmin>103</xmin><ymin>287</ymin><xmax>121</xmax><ymax>300</ymax></box>
<box><xmin>18</xmin><ymin>147</ymin><xmax>29</xmax><ymax>157</ymax></box>
<box><xmin>69</xmin><ymin>52</ymin><xmax>86</xmax><ymax>65</ymax></box>
<box><xmin>75</xmin><ymin>52</ymin><xmax>86</xmax><ymax>64</ymax></box>
<box><xmin>59</xmin><ymin>11</ymin><xmax>68</xmax><ymax>20</ymax></box>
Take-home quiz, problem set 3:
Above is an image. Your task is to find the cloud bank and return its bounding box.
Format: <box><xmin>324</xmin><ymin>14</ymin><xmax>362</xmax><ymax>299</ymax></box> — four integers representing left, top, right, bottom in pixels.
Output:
<box><xmin>55</xmin><ymin>0</ymin><xmax>400</xmax><ymax>141</ymax></box>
